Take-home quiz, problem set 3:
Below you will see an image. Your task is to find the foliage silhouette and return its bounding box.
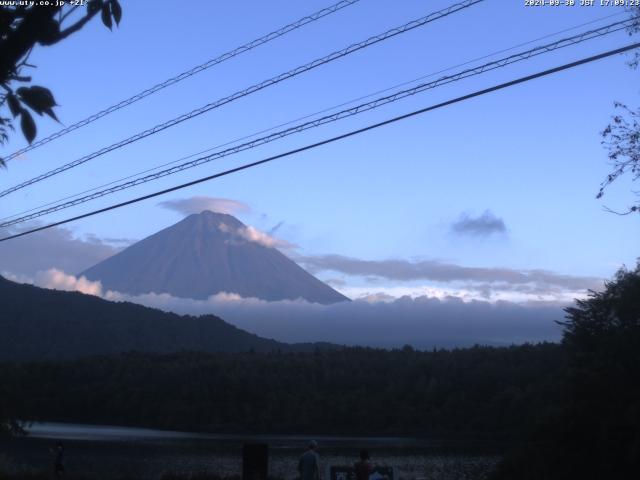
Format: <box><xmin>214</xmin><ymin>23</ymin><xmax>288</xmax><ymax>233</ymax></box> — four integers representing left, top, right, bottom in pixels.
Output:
<box><xmin>0</xmin><ymin>0</ymin><xmax>122</xmax><ymax>164</ymax></box>
<box><xmin>598</xmin><ymin>6</ymin><xmax>640</xmax><ymax>213</ymax></box>
<box><xmin>491</xmin><ymin>263</ymin><xmax>640</xmax><ymax>479</ymax></box>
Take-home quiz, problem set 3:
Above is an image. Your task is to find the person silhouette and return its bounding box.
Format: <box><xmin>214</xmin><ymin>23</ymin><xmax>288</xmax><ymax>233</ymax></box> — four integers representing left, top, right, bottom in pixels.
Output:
<box><xmin>298</xmin><ymin>440</ymin><xmax>320</xmax><ymax>480</ymax></box>
<box><xmin>51</xmin><ymin>442</ymin><xmax>65</xmax><ymax>478</ymax></box>
<box><xmin>354</xmin><ymin>449</ymin><xmax>373</xmax><ymax>480</ymax></box>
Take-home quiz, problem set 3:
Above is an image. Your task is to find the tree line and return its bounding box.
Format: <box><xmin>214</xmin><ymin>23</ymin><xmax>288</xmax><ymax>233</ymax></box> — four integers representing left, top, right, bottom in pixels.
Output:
<box><xmin>1</xmin><ymin>343</ymin><xmax>564</xmax><ymax>438</ymax></box>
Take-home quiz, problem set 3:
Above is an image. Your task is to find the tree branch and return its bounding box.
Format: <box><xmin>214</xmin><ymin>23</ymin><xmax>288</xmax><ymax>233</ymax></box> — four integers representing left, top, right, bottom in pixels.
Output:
<box><xmin>59</xmin><ymin>5</ymin><xmax>80</xmax><ymax>24</ymax></box>
<box><xmin>603</xmin><ymin>205</ymin><xmax>639</xmax><ymax>216</ymax></box>
<box><xmin>0</xmin><ymin>6</ymin><xmax>60</xmax><ymax>84</ymax></box>
<box><xmin>51</xmin><ymin>5</ymin><xmax>102</xmax><ymax>44</ymax></box>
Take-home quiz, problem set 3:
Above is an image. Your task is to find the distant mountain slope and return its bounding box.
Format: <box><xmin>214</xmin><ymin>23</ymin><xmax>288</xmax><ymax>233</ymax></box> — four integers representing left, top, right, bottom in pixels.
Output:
<box><xmin>81</xmin><ymin>211</ymin><xmax>349</xmax><ymax>304</ymax></box>
<box><xmin>0</xmin><ymin>276</ymin><xmax>298</xmax><ymax>361</ymax></box>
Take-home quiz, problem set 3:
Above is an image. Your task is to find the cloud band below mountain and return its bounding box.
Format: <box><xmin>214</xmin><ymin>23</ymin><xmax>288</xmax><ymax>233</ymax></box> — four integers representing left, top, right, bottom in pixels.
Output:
<box><xmin>15</xmin><ymin>269</ymin><xmax>565</xmax><ymax>349</ymax></box>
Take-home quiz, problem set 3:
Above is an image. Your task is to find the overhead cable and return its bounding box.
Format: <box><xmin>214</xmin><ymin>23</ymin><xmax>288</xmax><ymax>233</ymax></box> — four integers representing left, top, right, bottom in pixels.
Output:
<box><xmin>1</xmin><ymin>0</ymin><xmax>362</xmax><ymax>163</ymax></box>
<box><xmin>2</xmin><ymin>42</ymin><xmax>638</xmax><ymax>243</ymax></box>
<box><xmin>0</xmin><ymin>0</ymin><xmax>484</xmax><ymax>198</ymax></box>
<box><xmin>1</xmin><ymin>10</ymin><xmax>627</xmax><ymax>224</ymax></box>
<box><xmin>0</xmin><ymin>18</ymin><xmax>632</xmax><ymax>229</ymax></box>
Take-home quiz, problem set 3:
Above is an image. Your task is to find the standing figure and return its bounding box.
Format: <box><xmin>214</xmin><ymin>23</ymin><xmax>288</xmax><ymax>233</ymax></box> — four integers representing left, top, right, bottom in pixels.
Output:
<box><xmin>298</xmin><ymin>440</ymin><xmax>320</xmax><ymax>480</ymax></box>
<box><xmin>52</xmin><ymin>441</ymin><xmax>65</xmax><ymax>478</ymax></box>
<box><xmin>354</xmin><ymin>449</ymin><xmax>373</xmax><ymax>480</ymax></box>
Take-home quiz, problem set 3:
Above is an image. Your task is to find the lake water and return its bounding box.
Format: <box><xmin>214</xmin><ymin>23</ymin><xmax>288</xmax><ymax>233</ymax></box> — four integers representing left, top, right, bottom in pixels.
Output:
<box><xmin>1</xmin><ymin>423</ymin><xmax>501</xmax><ymax>480</ymax></box>
<box><xmin>25</xmin><ymin>422</ymin><xmax>444</xmax><ymax>446</ymax></box>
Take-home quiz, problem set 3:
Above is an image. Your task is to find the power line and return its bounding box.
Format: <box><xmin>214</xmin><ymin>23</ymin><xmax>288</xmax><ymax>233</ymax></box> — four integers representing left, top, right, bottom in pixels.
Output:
<box><xmin>2</xmin><ymin>42</ymin><xmax>638</xmax><ymax>243</ymax></box>
<box><xmin>1</xmin><ymin>0</ymin><xmax>362</xmax><ymax>163</ymax></box>
<box><xmin>1</xmin><ymin>18</ymin><xmax>631</xmax><ymax>227</ymax></box>
<box><xmin>0</xmin><ymin>11</ymin><xmax>627</xmax><ymax>225</ymax></box>
<box><xmin>0</xmin><ymin>18</ymin><xmax>632</xmax><ymax>229</ymax></box>
<box><xmin>0</xmin><ymin>0</ymin><xmax>484</xmax><ymax>199</ymax></box>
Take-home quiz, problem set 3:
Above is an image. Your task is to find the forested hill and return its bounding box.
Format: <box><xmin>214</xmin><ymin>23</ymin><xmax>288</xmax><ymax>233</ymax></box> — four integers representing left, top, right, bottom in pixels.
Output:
<box><xmin>0</xmin><ymin>276</ymin><xmax>303</xmax><ymax>360</ymax></box>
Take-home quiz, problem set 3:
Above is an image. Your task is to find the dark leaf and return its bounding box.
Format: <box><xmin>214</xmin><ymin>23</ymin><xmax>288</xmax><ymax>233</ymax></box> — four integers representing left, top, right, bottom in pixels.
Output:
<box><xmin>43</xmin><ymin>107</ymin><xmax>59</xmax><ymax>122</ymax></box>
<box><xmin>17</xmin><ymin>86</ymin><xmax>57</xmax><ymax>116</ymax></box>
<box><xmin>7</xmin><ymin>94</ymin><xmax>21</xmax><ymax>117</ymax></box>
<box><xmin>101</xmin><ymin>4</ymin><xmax>112</xmax><ymax>29</ymax></box>
<box><xmin>36</xmin><ymin>17</ymin><xmax>61</xmax><ymax>45</ymax></box>
<box><xmin>20</xmin><ymin>109</ymin><xmax>36</xmax><ymax>144</ymax></box>
<box><xmin>110</xmin><ymin>0</ymin><xmax>122</xmax><ymax>25</ymax></box>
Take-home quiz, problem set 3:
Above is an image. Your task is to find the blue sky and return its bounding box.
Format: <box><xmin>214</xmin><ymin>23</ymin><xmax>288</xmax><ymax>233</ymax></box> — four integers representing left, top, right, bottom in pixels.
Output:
<box><xmin>1</xmin><ymin>0</ymin><xmax>639</xmax><ymax>304</ymax></box>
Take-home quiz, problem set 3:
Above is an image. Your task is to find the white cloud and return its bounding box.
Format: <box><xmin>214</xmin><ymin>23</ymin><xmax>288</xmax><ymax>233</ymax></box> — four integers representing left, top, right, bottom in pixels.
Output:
<box><xmin>357</xmin><ymin>292</ymin><xmax>397</xmax><ymax>303</ymax></box>
<box><xmin>158</xmin><ymin>196</ymin><xmax>251</xmax><ymax>216</ymax></box>
<box><xmin>34</xmin><ymin>268</ymin><xmax>104</xmax><ymax>296</ymax></box>
<box><xmin>339</xmin><ymin>284</ymin><xmax>588</xmax><ymax>304</ymax></box>
<box><xmin>238</xmin><ymin>225</ymin><xmax>293</xmax><ymax>249</ymax></box>
<box><xmin>1</xmin><ymin>270</ymin><xmax>33</xmax><ymax>284</ymax></box>
<box><xmin>210</xmin><ymin>291</ymin><xmax>245</xmax><ymax>302</ymax></box>
<box><xmin>218</xmin><ymin>222</ymin><xmax>295</xmax><ymax>249</ymax></box>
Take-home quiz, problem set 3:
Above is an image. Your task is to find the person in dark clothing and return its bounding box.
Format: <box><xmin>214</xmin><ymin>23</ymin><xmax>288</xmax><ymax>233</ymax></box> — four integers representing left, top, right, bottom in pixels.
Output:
<box><xmin>354</xmin><ymin>449</ymin><xmax>373</xmax><ymax>480</ymax></box>
<box><xmin>51</xmin><ymin>442</ymin><xmax>65</xmax><ymax>478</ymax></box>
<box><xmin>298</xmin><ymin>440</ymin><xmax>320</xmax><ymax>480</ymax></box>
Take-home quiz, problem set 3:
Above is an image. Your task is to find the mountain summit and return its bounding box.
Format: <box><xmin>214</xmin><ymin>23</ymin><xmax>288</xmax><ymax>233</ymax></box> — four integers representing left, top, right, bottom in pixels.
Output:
<box><xmin>81</xmin><ymin>211</ymin><xmax>349</xmax><ymax>304</ymax></box>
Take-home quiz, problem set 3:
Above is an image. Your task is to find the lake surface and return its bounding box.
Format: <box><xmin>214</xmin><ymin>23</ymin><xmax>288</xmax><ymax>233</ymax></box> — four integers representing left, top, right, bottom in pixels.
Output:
<box><xmin>25</xmin><ymin>422</ymin><xmax>445</xmax><ymax>446</ymax></box>
<box><xmin>1</xmin><ymin>422</ymin><xmax>501</xmax><ymax>480</ymax></box>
